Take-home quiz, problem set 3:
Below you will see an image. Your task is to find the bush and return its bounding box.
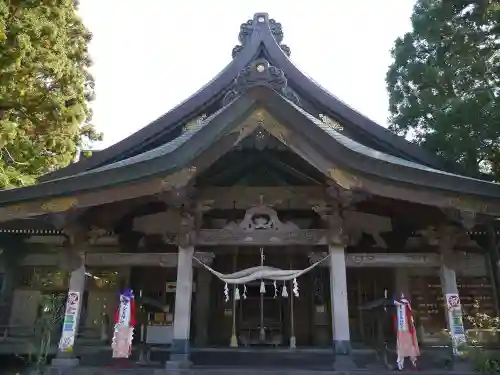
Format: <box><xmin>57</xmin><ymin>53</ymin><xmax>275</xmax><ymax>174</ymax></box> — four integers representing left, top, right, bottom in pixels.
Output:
<box><xmin>460</xmin><ymin>300</ymin><xmax>500</xmax><ymax>374</ymax></box>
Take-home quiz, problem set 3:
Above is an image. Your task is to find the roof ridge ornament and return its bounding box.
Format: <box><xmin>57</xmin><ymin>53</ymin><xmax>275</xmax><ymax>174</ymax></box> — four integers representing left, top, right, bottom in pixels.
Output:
<box><xmin>222</xmin><ymin>59</ymin><xmax>300</xmax><ymax>107</ymax></box>
<box><xmin>232</xmin><ymin>13</ymin><xmax>291</xmax><ymax>58</ymax></box>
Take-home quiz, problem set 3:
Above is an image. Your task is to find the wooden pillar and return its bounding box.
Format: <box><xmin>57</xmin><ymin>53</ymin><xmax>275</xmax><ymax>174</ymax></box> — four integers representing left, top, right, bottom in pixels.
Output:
<box><xmin>329</xmin><ymin>243</ymin><xmax>351</xmax><ymax>354</ymax></box>
<box><xmin>52</xmin><ymin>253</ymin><xmax>86</xmax><ymax>368</ymax></box>
<box><xmin>194</xmin><ymin>254</ymin><xmax>214</xmax><ymax>347</ymax></box>
<box><xmin>321</xmin><ymin>209</ymin><xmax>356</xmax><ymax>371</ymax></box>
<box><xmin>167</xmin><ymin>245</ymin><xmax>194</xmax><ymax>369</ymax></box>
<box><xmin>487</xmin><ymin>223</ymin><xmax>500</xmax><ymax>316</ymax></box>
<box><xmin>50</xmin><ymin>224</ymin><xmax>91</xmax><ymax>373</ymax></box>
<box><xmin>437</xmin><ymin>226</ymin><xmax>466</xmax><ymax>357</ymax></box>
<box><xmin>165</xmin><ymin>206</ymin><xmax>199</xmax><ymax>371</ymax></box>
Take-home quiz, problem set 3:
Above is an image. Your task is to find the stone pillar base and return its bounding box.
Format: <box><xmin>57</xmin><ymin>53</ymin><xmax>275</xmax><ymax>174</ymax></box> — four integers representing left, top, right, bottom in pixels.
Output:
<box><xmin>154</xmin><ymin>368</ymin><xmax>191</xmax><ymax>375</ymax></box>
<box><xmin>333</xmin><ymin>340</ymin><xmax>356</xmax><ymax>370</ymax></box>
<box><xmin>47</xmin><ymin>356</ymin><xmax>80</xmax><ymax>375</ymax></box>
<box><xmin>333</xmin><ymin>339</ymin><xmax>351</xmax><ymax>354</ymax></box>
<box><xmin>229</xmin><ymin>334</ymin><xmax>238</xmax><ymax>347</ymax></box>
<box><xmin>51</xmin><ymin>356</ymin><xmax>79</xmax><ymax>368</ymax></box>
<box><xmin>289</xmin><ymin>336</ymin><xmax>296</xmax><ymax>349</ymax></box>
<box><xmin>163</xmin><ymin>354</ymin><xmax>192</xmax><ymax>375</ymax></box>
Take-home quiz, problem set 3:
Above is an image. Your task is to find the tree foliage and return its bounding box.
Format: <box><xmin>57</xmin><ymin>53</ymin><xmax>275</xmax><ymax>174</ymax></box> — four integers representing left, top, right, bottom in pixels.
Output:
<box><xmin>387</xmin><ymin>0</ymin><xmax>500</xmax><ymax>178</ymax></box>
<box><xmin>0</xmin><ymin>0</ymin><xmax>102</xmax><ymax>188</ymax></box>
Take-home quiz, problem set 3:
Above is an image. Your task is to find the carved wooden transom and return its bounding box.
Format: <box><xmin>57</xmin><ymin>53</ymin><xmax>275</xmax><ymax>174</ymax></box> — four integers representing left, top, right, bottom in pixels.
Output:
<box><xmin>225</xmin><ymin>205</ymin><xmax>299</xmax><ymax>233</ymax></box>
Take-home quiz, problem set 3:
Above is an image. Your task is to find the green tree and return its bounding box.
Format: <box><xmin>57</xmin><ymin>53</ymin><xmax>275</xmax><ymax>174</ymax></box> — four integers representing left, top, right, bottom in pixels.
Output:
<box><xmin>0</xmin><ymin>0</ymin><xmax>102</xmax><ymax>188</ymax></box>
<box><xmin>386</xmin><ymin>0</ymin><xmax>500</xmax><ymax>178</ymax></box>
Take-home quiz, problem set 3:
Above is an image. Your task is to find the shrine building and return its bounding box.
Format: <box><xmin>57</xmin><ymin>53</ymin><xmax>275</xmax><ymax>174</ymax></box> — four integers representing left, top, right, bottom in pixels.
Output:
<box><xmin>0</xmin><ymin>13</ymin><xmax>499</xmax><ymax>371</ymax></box>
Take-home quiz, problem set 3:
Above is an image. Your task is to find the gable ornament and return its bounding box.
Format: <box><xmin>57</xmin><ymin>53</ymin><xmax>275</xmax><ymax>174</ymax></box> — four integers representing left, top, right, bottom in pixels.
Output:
<box><xmin>222</xmin><ymin>59</ymin><xmax>299</xmax><ymax>107</ymax></box>
<box><xmin>232</xmin><ymin>15</ymin><xmax>291</xmax><ymax>58</ymax></box>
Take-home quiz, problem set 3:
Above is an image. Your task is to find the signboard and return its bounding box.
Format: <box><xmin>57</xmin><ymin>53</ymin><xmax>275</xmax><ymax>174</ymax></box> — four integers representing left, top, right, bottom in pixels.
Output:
<box><xmin>165</xmin><ymin>282</ymin><xmax>196</xmax><ymax>293</ymax></box>
<box><xmin>58</xmin><ymin>291</ymin><xmax>81</xmax><ymax>352</ymax></box>
<box><xmin>445</xmin><ymin>293</ymin><xmax>466</xmax><ymax>355</ymax></box>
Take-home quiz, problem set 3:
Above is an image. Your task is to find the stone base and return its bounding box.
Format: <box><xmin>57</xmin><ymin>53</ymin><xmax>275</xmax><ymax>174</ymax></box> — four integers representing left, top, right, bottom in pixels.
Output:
<box><xmin>334</xmin><ymin>354</ymin><xmax>356</xmax><ymax>370</ymax></box>
<box><xmin>47</xmin><ymin>355</ymin><xmax>80</xmax><ymax>375</ymax></box>
<box><xmin>44</xmin><ymin>357</ymin><xmax>80</xmax><ymax>375</ymax></box>
<box><xmin>166</xmin><ymin>353</ymin><xmax>192</xmax><ymax>367</ymax></box>
<box><xmin>50</xmin><ymin>356</ymin><xmax>79</xmax><ymax>368</ymax></box>
<box><xmin>333</xmin><ymin>340</ymin><xmax>356</xmax><ymax>370</ymax></box>
<box><xmin>230</xmin><ymin>334</ymin><xmax>238</xmax><ymax>347</ymax></box>
<box><xmin>333</xmin><ymin>339</ymin><xmax>351</xmax><ymax>354</ymax></box>
<box><xmin>162</xmin><ymin>356</ymin><xmax>192</xmax><ymax>375</ymax></box>
<box><xmin>172</xmin><ymin>338</ymin><xmax>190</xmax><ymax>354</ymax></box>
<box><xmin>166</xmin><ymin>354</ymin><xmax>192</xmax><ymax>367</ymax></box>
<box><xmin>165</xmin><ymin>339</ymin><xmax>191</xmax><ymax>374</ymax></box>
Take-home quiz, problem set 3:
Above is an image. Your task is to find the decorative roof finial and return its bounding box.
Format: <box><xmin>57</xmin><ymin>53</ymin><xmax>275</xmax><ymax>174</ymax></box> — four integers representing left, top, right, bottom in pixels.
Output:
<box><xmin>232</xmin><ymin>13</ymin><xmax>291</xmax><ymax>58</ymax></box>
<box><xmin>222</xmin><ymin>58</ymin><xmax>299</xmax><ymax>106</ymax></box>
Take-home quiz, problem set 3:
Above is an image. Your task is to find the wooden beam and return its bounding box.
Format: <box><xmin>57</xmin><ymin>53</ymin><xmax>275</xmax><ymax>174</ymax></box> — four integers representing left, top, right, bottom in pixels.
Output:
<box><xmin>19</xmin><ymin>251</ymin><xmax>486</xmax><ymax>271</ymax></box>
<box><xmin>22</xmin><ymin>251</ymin><xmax>215</xmax><ymax>268</ymax></box>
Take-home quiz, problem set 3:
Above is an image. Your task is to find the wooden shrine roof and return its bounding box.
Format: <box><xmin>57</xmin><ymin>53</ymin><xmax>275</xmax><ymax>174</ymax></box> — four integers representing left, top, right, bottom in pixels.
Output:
<box><xmin>39</xmin><ymin>12</ymin><xmax>454</xmax><ymax>184</ymax></box>
<box><xmin>0</xmin><ymin>82</ymin><xmax>499</xmax><ymax>218</ymax></box>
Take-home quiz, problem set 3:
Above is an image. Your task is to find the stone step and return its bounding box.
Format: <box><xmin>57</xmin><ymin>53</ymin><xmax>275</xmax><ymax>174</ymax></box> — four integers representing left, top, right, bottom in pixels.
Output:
<box><xmin>191</xmin><ymin>350</ymin><xmax>336</xmax><ymax>369</ymax></box>
<box><xmin>74</xmin><ymin>348</ymin><xmax>458</xmax><ymax>373</ymax></box>
<box><xmin>61</xmin><ymin>366</ymin><xmax>476</xmax><ymax>375</ymax></box>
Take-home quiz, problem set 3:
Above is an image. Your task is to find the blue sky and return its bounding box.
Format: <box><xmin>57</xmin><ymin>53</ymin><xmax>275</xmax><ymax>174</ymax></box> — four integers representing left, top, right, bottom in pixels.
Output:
<box><xmin>78</xmin><ymin>0</ymin><xmax>415</xmax><ymax>148</ymax></box>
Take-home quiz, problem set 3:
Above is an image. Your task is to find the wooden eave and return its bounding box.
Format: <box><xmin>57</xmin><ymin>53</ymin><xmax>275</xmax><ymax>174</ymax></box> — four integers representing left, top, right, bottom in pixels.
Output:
<box><xmin>0</xmin><ymin>85</ymin><xmax>500</xmax><ymax>221</ymax></box>
<box><xmin>40</xmin><ymin>12</ymin><xmax>450</xmax><ymax>184</ymax></box>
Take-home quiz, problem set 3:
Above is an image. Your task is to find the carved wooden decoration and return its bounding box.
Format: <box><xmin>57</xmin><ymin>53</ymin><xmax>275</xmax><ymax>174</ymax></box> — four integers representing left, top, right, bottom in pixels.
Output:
<box><xmin>134</xmin><ymin>204</ymin><xmax>393</xmax><ymax>247</ymax></box>
<box><xmin>418</xmin><ymin>224</ymin><xmax>477</xmax><ymax>251</ymax></box>
<box><xmin>312</xmin><ymin>202</ymin><xmax>392</xmax><ymax>248</ymax></box>
<box><xmin>319</xmin><ymin>114</ymin><xmax>343</xmax><ymax>132</ymax></box>
<box><xmin>193</xmin><ymin>205</ymin><xmax>327</xmax><ymax>246</ymax></box>
<box><xmin>228</xmin><ymin>205</ymin><xmax>297</xmax><ymax>231</ymax></box>
<box><xmin>40</xmin><ymin>197</ymin><xmax>77</xmax><ymax>213</ymax></box>
<box><xmin>160</xmin><ymin>167</ymin><xmax>197</xmax><ymax>191</ymax></box>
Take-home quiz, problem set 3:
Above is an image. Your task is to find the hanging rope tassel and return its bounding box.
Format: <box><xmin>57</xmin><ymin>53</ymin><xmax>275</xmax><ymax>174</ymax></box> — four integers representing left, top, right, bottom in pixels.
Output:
<box><xmin>243</xmin><ymin>285</ymin><xmax>247</xmax><ymax>299</ymax></box>
<box><xmin>224</xmin><ymin>283</ymin><xmax>229</xmax><ymax>303</ymax></box>
<box><xmin>260</xmin><ymin>280</ymin><xmax>266</xmax><ymax>294</ymax></box>
<box><xmin>282</xmin><ymin>282</ymin><xmax>288</xmax><ymax>298</ymax></box>
<box><xmin>273</xmin><ymin>281</ymin><xmax>277</xmax><ymax>298</ymax></box>
<box><xmin>235</xmin><ymin>286</ymin><xmax>240</xmax><ymax>300</ymax></box>
<box><xmin>293</xmin><ymin>278</ymin><xmax>299</xmax><ymax>298</ymax></box>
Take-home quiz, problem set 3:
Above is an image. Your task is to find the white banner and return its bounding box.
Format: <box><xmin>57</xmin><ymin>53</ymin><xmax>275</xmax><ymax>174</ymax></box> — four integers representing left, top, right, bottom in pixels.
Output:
<box><xmin>445</xmin><ymin>293</ymin><xmax>466</xmax><ymax>355</ymax></box>
<box><xmin>58</xmin><ymin>291</ymin><xmax>81</xmax><ymax>352</ymax></box>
